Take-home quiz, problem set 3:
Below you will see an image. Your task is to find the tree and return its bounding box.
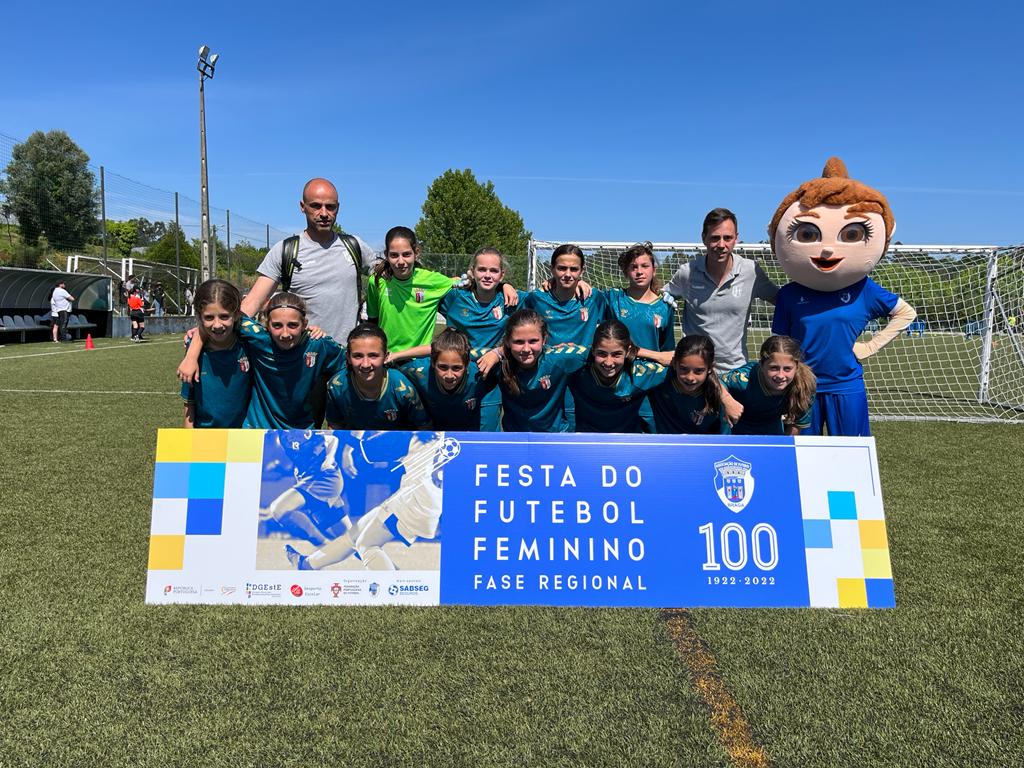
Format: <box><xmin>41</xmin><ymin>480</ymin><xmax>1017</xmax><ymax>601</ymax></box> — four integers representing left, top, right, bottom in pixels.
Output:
<box><xmin>146</xmin><ymin>223</ymin><xmax>199</xmax><ymax>268</ymax></box>
<box><xmin>0</xmin><ymin>130</ymin><xmax>98</xmax><ymax>247</ymax></box>
<box><xmin>106</xmin><ymin>220</ymin><xmax>139</xmax><ymax>260</ymax></box>
<box><xmin>416</xmin><ymin>169</ymin><xmax>531</xmax><ymax>259</ymax></box>
<box><xmin>131</xmin><ymin>217</ymin><xmax>168</xmax><ymax>247</ymax></box>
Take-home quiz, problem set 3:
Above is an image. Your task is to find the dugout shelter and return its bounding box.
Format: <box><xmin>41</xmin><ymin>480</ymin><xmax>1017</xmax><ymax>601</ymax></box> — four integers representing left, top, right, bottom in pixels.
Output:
<box><xmin>0</xmin><ymin>266</ymin><xmax>111</xmax><ymax>342</ymax></box>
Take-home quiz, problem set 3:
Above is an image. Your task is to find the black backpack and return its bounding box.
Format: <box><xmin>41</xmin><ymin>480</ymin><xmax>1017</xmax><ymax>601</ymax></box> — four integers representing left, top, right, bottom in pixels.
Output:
<box><xmin>280</xmin><ymin>233</ymin><xmax>365</xmax><ymax>322</ymax></box>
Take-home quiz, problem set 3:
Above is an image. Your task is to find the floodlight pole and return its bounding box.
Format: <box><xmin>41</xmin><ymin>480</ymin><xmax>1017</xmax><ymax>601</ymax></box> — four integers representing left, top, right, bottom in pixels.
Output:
<box><xmin>197</xmin><ymin>46</ymin><xmax>218</xmax><ymax>283</ymax></box>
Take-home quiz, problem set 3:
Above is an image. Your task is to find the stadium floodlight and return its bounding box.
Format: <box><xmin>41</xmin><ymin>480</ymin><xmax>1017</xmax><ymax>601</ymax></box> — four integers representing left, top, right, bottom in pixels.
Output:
<box><xmin>196</xmin><ymin>45</ymin><xmax>219</xmax><ymax>282</ymax></box>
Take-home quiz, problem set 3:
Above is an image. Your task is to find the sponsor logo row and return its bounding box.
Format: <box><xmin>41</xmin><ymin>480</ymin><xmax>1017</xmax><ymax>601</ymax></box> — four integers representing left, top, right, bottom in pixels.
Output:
<box><xmin>161</xmin><ymin>581</ymin><xmax>432</xmax><ymax>599</ymax></box>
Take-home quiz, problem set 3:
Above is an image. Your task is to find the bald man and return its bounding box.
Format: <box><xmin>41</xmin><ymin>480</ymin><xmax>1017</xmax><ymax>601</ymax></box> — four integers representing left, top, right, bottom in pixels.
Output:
<box><xmin>244</xmin><ymin>178</ymin><xmax>377</xmax><ymax>340</ymax></box>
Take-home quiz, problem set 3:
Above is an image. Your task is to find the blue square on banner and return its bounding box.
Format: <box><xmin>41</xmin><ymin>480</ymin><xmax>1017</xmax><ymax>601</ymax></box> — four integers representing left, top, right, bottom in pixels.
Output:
<box><xmin>828</xmin><ymin>491</ymin><xmax>857</xmax><ymax>519</ymax></box>
<box><xmin>802</xmin><ymin>519</ymin><xmax>833</xmax><ymax>548</ymax></box>
<box><xmin>153</xmin><ymin>463</ymin><xmax>189</xmax><ymax>498</ymax></box>
<box><xmin>188</xmin><ymin>462</ymin><xmax>226</xmax><ymax>499</ymax></box>
<box><xmin>865</xmin><ymin>578</ymin><xmax>896</xmax><ymax>608</ymax></box>
<box><xmin>186</xmin><ymin>498</ymin><xmax>223</xmax><ymax>535</ymax></box>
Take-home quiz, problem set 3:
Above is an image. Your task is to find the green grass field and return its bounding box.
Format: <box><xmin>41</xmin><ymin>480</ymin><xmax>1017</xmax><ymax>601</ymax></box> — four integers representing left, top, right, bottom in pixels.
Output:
<box><xmin>1</xmin><ymin>335</ymin><xmax>1020</xmax><ymax>767</ymax></box>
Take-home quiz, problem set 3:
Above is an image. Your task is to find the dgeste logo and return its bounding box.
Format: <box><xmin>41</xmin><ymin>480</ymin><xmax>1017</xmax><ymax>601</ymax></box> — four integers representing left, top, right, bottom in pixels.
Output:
<box><xmin>246</xmin><ymin>582</ymin><xmax>282</xmax><ymax>599</ymax></box>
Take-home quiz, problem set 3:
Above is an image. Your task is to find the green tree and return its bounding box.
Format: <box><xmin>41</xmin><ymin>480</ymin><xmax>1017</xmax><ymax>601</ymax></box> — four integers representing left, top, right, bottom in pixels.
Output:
<box><xmin>146</xmin><ymin>223</ymin><xmax>198</xmax><ymax>268</ymax></box>
<box><xmin>106</xmin><ymin>220</ymin><xmax>139</xmax><ymax>260</ymax></box>
<box><xmin>0</xmin><ymin>130</ymin><xmax>98</xmax><ymax>247</ymax></box>
<box><xmin>416</xmin><ymin>169</ymin><xmax>531</xmax><ymax>259</ymax></box>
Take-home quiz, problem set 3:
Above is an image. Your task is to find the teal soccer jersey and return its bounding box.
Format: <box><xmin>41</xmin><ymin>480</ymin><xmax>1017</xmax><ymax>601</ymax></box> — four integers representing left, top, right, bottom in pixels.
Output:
<box><xmin>325</xmin><ymin>368</ymin><xmax>431</xmax><ymax>430</ymax></box>
<box><xmin>439</xmin><ymin>288</ymin><xmax>528</xmax><ymax>350</ymax></box>
<box><xmin>647</xmin><ymin>375</ymin><xmax>725</xmax><ymax>434</ymax></box>
<box><xmin>181</xmin><ymin>340</ymin><xmax>252</xmax><ymax>428</ymax></box>
<box><xmin>498</xmin><ymin>343</ymin><xmax>588</xmax><ymax>432</ymax></box>
<box><xmin>524</xmin><ymin>289</ymin><xmax>608</xmax><ymax>346</ymax></box>
<box><xmin>398</xmin><ymin>357</ymin><xmax>497</xmax><ymax>431</ymax></box>
<box><xmin>569</xmin><ymin>359</ymin><xmax>665</xmax><ymax>433</ymax></box>
<box><xmin>721</xmin><ymin>361</ymin><xmax>813</xmax><ymax>435</ymax></box>
<box><xmin>601</xmin><ymin>288</ymin><xmax>676</xmax><ymax>352</ymax></box>
<box><xmin>237</xmin><ymin>315</ymin><xmax>346</xmax><ymax>429</ymax></box>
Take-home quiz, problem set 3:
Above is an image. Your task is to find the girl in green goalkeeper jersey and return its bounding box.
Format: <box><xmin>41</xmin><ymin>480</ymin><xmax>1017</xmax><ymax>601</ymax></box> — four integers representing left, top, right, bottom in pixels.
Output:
<box><xmin>647</xmin><ymin>335</ymin><xmax>726</xmax><ymax>434</ymax></box>
<box><xmin>568</xmin><ymin>320</ymin><xmax>665</xmax><ymax>433</ymax></box>
<box><xmin>367</xmin><ymin>227</ymin><xmax>517</xmax><ymax>354</ymax></box>
<box><xmin>496</xmin><ymin>309</ymin><xmax>589</xmax><ymax>433</ymax></box>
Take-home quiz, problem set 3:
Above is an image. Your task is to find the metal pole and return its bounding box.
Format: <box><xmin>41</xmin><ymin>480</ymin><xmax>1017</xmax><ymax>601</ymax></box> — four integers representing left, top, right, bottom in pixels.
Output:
<box><xmin>199</xmin><ymin>72</ymin><xmax>211</xmax><ymax>283</ymax></box>
<box><xmin>977</xmin><ymin>249</ymin><xmax>1000</xmax><ymax>403</ymax></box>
<box><xmin>174</xmin><ymin>192</ymin><xmax>181</xmax><ymax>308</ymax></box>
<box><xmin>226</xmin><ymin>209</ymin><xmax>232</xmax><ymax>283</ymax></box>
<box><xmin>266</xmin><ymin>224</ymin><xmax>270</xmax><ymax>250</ymax></box>
<box><xmin>100</xmin><ymin>166</ymin><xmax>108</xmax><ymax>274</ymax></box>
<box><xmin>211</xmin><ymin>224</ymin><xmax>218</xmax><ymax>277</ymax></box>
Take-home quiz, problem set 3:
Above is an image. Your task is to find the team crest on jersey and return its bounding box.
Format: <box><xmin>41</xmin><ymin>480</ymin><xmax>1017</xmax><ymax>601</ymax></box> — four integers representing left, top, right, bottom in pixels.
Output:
<box><xmin>580</xmin><ymin>307</ymin><xmax>589</xmax><ymax>322</ymax></box>
<box><xmin>492</xmin><ymin>306</ymin><xmax>504</xmax><ymax>320</ymax></box>
<box><xmin>839</xmin><ymin>291</ymin><xmax>852</xmax><ymax>304</ymax></box>
<box><xmin>619</xmin><ymin>308</ymin><xmax>628</xmax><ymax>318</ymax></box>
<box><xmin>714</xmin><ymin>455</ymin><xmax>755</xmax><ymax>513</ymax></box>
<box><xmin>304</xmin><ymin>351</ymin><xmax>317</xmax><ymax>368</ymax></box>
<box><xmin>692</xmin><ymin>411</ymin><xmax>705</xmax><ymax>426</ymax></box>
<box><xmin>797</xmin><ymin>295</ymin><xmax>810</xmax><ymax>305</ymax></box>
<box><xmin>415</xmin><ymin>289</ymin><xmax>425</xmax><ymax>303</ymax></box>
<box><xmin>461</xmin><ymin>308</ymin><xmax>470</xmax><ymax>317</ymax></box>
<box><xmin>464</xmin><ymin>398</ymin><xmax>477</xmax><ymax>411</ymax></box>
<box><xmin>653</xmin><ymin>314</ymin><xmax>662</xmax><ymax>329</ymax></box>
<box><xmin>239</xmin><ymin>355</ymin><xmax>249</xmax><ymax>373</ymax></box>
<box><xmin>539</xmin><ymin>375</ymin><xmax>551</xmax><ymax>390</ymax></box>
<box><xmin>384</xmin><ymin>409</ymin><xmax>398</xmax><ymax>422</ymax></box>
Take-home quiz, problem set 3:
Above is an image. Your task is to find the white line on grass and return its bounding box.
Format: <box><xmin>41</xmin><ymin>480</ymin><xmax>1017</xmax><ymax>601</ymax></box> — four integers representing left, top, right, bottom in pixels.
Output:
<box><xmin>0</xmin><ymin>338</ymin><xmax>181</xmax><ymax>361</ymax></box>
<box><xmin>0</xmin><ymin>388</ymin><xmax>180</xmax><ymax>396</ymax></box>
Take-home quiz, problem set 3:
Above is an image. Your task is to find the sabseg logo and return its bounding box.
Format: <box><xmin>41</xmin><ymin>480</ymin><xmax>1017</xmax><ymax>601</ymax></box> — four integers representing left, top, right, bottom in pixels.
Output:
<box><xmin>714</xmin><ymin>455</ymin><xmax>755</xmax><ymax>512</ymax></box>
<box><xmin>388</xmin><ymin>584</ymin><xmax>429</xmax><ymax>596</ymax></box>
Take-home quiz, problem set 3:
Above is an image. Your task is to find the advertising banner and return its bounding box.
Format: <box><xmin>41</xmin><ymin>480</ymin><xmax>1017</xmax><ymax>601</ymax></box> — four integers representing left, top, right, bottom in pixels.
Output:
<box><xmin>146</xmin><ymin>430</ymin><xmax>894</xmax><ymax>609</ymax></box>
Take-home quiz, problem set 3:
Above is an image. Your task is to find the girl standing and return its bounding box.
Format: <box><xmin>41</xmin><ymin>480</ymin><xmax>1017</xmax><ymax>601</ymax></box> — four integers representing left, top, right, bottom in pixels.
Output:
<box><xmin>723</xmin><ymin>335</ymin><xmax>816</xmax><ymax>436</ymax></box>
<box><xmin>647</xmin><ymin>335</ymin><xmax>725</xmax><ymax>434</ymax></box>
<box><xmin>182</xmin><ymin>279</ymin><xmax>253</xmax><ymax>428</ymax></box>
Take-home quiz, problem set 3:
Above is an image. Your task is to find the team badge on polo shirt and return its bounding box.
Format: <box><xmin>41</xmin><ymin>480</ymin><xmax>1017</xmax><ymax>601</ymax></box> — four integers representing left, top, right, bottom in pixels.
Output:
<box><xmin>840</xmin><ymin>291</ymin><xmax>852</xmax><ymax>304</ymax></box>
<box><xmin>492</xmin><ymin>306</ymin><xmax>503</xmax><ymax>320</ymax></box>
<box><xmin>580</xmin><ymin>308</ymin><xmax>589</xmax><ymax>322</ymax></box>
<box><xmin>539</xmin><ymin>375</ymin><xmax>551</xmax><ymax>390</ymax></box>
<box><xmin>305</xmin><ymin>351</ymin><xmax>317</xmax><ymax>368</ymax></box>
<box><xmin>415</xmin><ymin>289</ymin><xmax>425</xmax><ymax>302</ymax></box>
<box><xmin>239</xmin><ymin>356</ymin><xmax>250</xmax><ymax>373</ymax></box>
<box><xmin>385</xmin><ymin>409</ymin><xmax>398</xmax><ymax>421</ymax></box>
<box><xmin>464</xmin><ymin>398</ymin><xmax>477</xmax><ymax>411</ymax></box>
<box><xmin>653</xmin><ymin>315</ymin><xmax>662</xmax><ymax>328</ymax></box>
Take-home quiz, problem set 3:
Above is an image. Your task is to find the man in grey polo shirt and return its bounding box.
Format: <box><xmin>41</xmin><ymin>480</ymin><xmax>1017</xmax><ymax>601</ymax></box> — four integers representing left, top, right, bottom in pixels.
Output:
<box><xmin>243</xmin><ymin>177</ymin><xmax>377</xmax><ymax>341</ymax></box>
<box><xmin>666</xmin><ymin>207</ymin><xmax>778</xmax><ymax>372</ymax></box>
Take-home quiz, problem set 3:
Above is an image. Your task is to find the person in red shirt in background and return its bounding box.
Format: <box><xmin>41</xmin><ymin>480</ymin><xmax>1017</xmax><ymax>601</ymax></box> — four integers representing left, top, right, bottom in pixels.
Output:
<box><xmin>127</xmin><ymin>287</ymin><xmax>151</xmax><ymax>342</ymax></box>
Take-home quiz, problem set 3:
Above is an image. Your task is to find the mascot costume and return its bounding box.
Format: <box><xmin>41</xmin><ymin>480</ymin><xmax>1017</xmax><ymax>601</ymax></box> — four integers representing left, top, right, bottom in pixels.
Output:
<box><xmin>770</xmin><ymin>157</ymin><xmax>917</xmax><ymax>436</ymax></box>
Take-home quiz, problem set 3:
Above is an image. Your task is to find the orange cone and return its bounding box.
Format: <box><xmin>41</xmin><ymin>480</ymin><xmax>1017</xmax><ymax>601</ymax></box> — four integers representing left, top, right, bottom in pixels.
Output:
<box><xmin>85</xmin><ymin>334</ymin><xmax>95</xmax><ymax>350</ymax></box>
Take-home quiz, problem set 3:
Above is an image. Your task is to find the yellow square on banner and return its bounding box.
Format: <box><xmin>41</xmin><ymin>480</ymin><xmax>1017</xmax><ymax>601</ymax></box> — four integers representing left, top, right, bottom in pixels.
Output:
<box><xmin>155</xmin><ymin>430</ymin><xmax>193</xmax><ymax>462</ymax></box>
<box><xmin>837</xmin><ymin>578</ymin><xmax>868</xmax><ymax>608</ymax></box>
<box><xmin>226</xmin><ymin>429</ymin><xmax>265</xmax><ymax>463</ymax></box>
<box><xmin>862</xmin><ymin>549</ymin><xmax>893</xmax><ymax>579</ymax></box>
<box><xmin>192</xmin><ymin>429</ymin><xmax>229</xmax><ymax>462</ymax></box>
<box><xmin>148</xmin><ymin>535</ymin><xmax>185</xmax><ymax>570</ymax></box>
<box><xmin>859</xmin><ymin>519</ymin><xmax>889</xmax><ymax>549</ymax></box>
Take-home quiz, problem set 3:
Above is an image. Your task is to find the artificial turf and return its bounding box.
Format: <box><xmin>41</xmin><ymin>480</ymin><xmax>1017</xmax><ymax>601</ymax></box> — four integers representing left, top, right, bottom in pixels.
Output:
<box><xmin>0</xmin><ymin>335</ymin><xmax>1020</xmax><ymax>767</ymax></box>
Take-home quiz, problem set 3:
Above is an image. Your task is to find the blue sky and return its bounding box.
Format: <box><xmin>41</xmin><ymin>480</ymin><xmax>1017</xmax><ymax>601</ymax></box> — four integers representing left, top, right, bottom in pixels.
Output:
<box><xmin>3</xmin><ymin>0</ymin><xmax>1022</xmax><ymax>248</ymax></box>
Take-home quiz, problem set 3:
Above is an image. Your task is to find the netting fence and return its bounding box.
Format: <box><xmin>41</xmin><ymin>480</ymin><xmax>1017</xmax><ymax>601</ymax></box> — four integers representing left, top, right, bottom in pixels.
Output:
<box><xmin>529</xmin><ymin>241</ymin><xmax>1024</xmax><ymax>424</ymax></box>
<box><xmin>0</xmin><ymin>131</ymin><xmax>291</xmax><ymax>313</ymax></box>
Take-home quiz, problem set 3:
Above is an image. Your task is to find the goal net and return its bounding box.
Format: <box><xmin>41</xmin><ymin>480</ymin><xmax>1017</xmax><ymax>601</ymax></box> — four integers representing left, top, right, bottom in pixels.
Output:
<box><xmin>528</xmin><ymin>241</ymin><xmax>1024</xmax><ymax>425</ymax></box>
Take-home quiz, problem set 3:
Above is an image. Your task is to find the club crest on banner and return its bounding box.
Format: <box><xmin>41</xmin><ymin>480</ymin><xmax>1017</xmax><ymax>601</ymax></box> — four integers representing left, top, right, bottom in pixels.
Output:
<box><xmin>714</xmin><ymin>455</ymin><xmax>755</xmax><ymax>512</ymax></box>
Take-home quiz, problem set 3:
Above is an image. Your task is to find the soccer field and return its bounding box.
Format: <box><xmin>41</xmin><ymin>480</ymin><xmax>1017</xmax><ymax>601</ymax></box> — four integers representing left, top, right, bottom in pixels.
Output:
<box><xmin>1</xmin><ymin>335</ymin><xmax>1020</xmax><ymax>768</ymax></box>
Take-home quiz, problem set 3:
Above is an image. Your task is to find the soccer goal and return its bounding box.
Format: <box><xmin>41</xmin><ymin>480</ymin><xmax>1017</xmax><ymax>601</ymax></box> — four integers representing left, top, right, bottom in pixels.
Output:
<box><xmin>528</xmin><ymin>240</ymin><xmax>1024</xmax><ymax>424</ymax></box>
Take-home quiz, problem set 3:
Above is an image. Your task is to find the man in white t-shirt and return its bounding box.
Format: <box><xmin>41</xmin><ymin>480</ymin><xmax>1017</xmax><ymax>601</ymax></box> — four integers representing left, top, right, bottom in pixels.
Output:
<box><xmin>244</xmin><ymin>178</ymin><xmax>377</xmax><ymax>341</ymax></box>
<box><xmin>50</xmin><ymin>279</ymin><xmax>75</xmax><ymax>343</ymax></box>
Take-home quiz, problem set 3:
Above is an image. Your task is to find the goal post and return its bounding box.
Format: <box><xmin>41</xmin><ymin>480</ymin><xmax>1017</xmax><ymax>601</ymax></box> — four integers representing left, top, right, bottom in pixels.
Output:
<box><xmin>528</xmin><ymin>240</ymin><xmax>1024</xmax><ymax>425</ymax></box>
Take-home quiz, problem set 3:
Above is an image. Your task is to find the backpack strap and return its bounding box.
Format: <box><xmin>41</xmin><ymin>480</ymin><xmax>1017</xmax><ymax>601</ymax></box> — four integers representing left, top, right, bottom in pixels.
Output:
<box><xmin>280</xmin><ymin>235</ymin><xmax>301</xmax><ymax>292</ymax></box>
<box><xmin>337</xmin><ymin>233</ymin><xmax>365</xmax><ymax>323</ymax></box>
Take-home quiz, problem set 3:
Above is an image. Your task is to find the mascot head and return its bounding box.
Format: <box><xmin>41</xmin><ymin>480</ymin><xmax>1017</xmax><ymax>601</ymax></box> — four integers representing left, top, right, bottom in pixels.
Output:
<box><xmin>769</xmin><ymin>157</ymin><xmax>894</xmax><ymax>292</ymax></box>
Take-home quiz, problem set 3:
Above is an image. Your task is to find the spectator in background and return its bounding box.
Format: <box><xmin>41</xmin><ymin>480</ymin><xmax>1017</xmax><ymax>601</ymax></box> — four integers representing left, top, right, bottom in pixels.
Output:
<box><xmin>184</xmin><ymin>284</ymin><xmax>195</xmax><ymax>316</ymax></box>
<box><xmin>49</xmin><ymin>279</ymin><xmax>75</xmax><ymax>343</ymax></box>
<box><xmin>152</xmin><ymin>282</ymin><xmax>166</xmax><ymax>317</ymax></box>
